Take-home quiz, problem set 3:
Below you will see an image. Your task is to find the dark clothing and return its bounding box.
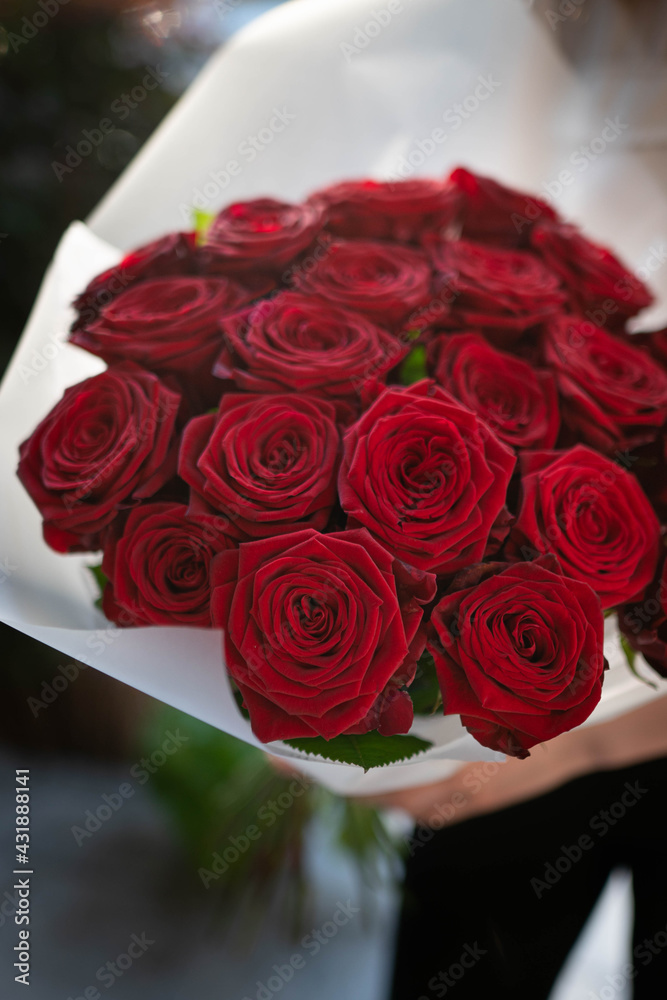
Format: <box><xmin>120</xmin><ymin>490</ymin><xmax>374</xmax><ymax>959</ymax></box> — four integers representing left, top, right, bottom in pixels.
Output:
<box><xmin>390</xmin><ymin>755</ymin><xmax>667</xmax><ymax>999</ymax></box>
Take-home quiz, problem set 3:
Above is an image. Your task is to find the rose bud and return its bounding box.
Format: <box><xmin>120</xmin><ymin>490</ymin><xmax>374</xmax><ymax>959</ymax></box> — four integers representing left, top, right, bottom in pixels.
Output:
<box><xmin>71</xmin><ymin>231</ymin><xmax>197</xmax><ymax>330</ymax></box>
<box><xmin>508</xmin><ymin>445</ymin><xmax>661</xmax><ymax>610</ymax></box>
<box><xmin>531</xmin><ymin>222</ymin><xmax>653</xmax><ymax>327</ymax></box>
<box><xmin>290</xmin><ymin>238</ymin><xmax>433</xmax><ymax>328</ymax></box>
<box><xmin>214</xmin><ymin>291</ymin><xmax>407</xmax><ymax>403</ymax></box>
<box><xmin>449</xmin><ymin>167</ymin><xmax>559</xmax><ymax>247</ymax></box>
<box><xmin>17</xmin><ymin>363</ymin><xmax>181</xmax><ymax>553</ymax></box>
<box><xmin>70</xmin><ymin>275</ymin><xmax>254</xmax><ymax>410</ymax></box>
<box><xmin>428</xmin><ymin>556</ymin><xmax>607</xmax><ymax>758</ymax></box>
<box><xmin>202</xmin><ymin>197</ymin><xmax>324</xmax><ymax>275</ymax></box>
<box><xmin>179</xmin><ymin>393</ymin><xmax>340</xmax><ymax>539</ymax></box>
<box><xmin>429</xmin><ymin>332</ymin><xmax>559</xmax><ymax>450</ymax></box>
<box><xmin>311</xmin><ymin>176</ymin><xmax>461</xmax><ymax>243</ymax></box>
<box><xmin>619</xmin><ymin>554</ymin><xmax>667</xmax><ymax>679</ymax></box>
<box><xmin>210</xmin><ymin>527</ymin><xmax>436</xmax><ymax>742</ymax></box>
<box><xmin>543</xmin><ymin>316</ymin><xmax>667</xmax><ymax>452</ymax></box>
<box><xmin>424</xmin><ymin>237</ymin><xmax>566</xmax><ymax>345</ymax></box>
<box><xmin>101</xmin><ymin>502</ymin><xmax>235</xmax><ymax>627</ymax></box>
<box><xmin>338</xmin><ymin>381</ymin><xmax>516</xmax><ymax>575</ymax></box>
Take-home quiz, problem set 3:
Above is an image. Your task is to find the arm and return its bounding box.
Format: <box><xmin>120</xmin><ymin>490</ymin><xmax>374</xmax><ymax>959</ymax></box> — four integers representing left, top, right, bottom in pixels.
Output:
<box><xmin>363</xmin><ymin>694</ymin><xmax>667</xmax><ymax>826</ymax></box>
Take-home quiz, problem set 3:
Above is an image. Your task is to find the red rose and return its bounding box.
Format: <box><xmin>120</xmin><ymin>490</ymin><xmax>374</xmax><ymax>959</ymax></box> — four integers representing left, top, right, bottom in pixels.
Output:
<box><xmin>531</xmin><ymin>222</ymin><xmax>653</xmax><ymax>327</ymax></box>
<box><xmin>70</xmin><ymin>276</ymin><xmax>253</xmax><ymax>409</ymax></box>
<box><xmin>203</xmin><ymin>197</ymin><xmax>324</xmax><ymax>275</ymax></box>
<box><xmin>626</xmin><ymin>327</ymin><xmax>667</xmax><ymax>369</ymax></box>
<box><xmin>210</xmin><ymin>527</ymin><xmax>436</xmax><ymax>742</ymax></box>
<box><xmin>214</xmin><ymin>291</ymin><xmax>407</xmax><ymax>402</ymax></box>
<box><xmin>338</xmin><ymin>381</ymin><xmax>516</xmax><ymax>574</ymax></box>
<box><xmin>101</xmin><ymin>502</ymin><xmax>235</xmax><ymax>627</ymax></box>
<box><xmin>427</xmin><ymin>556</ymin><xmax>606</xmax><ymax>758</ymax></box>
<box><xmin>311</xmin><ymin>177</ymin><xmax>460</xmax><ymax>243</ymax></box>
<box><xmin>291</xmin><ymin>239</ymin><xmax>432</xmax><ymax>328</ymax></box>
<box><xmin>543</xmin><ymin>316</ymin><xmax>667</xmax><ymax>452</ymax></box>
<box><xmin>17</xmin><ymin>363</ymin><xmax>181</xmax><ymax>553</ymax></box>
<box><xmin>425</xmin><ymin>237</ymin><xmax>566</xmax><ymax>344</ymax></box>
<box><xmin>429</xmin><ymin>332</ymin><xmax>559</xmax><ymax>450</ymax></box>
<box><xmin>449</xmin><ymin>167</ymin><xmax>558</xmax><ymax>247</ymax></box>
<box><xmin>619</xmin><ymin>554</ymin><xmax>667</xmax><ymax>679</ymax></box>
<box><xmin>179</xmin><ymin>393</ymin><xmax>340</xmax><ymax>539</ymax></box>
<box><xmin>508</xmin><ymin>445</ymin><xmax>660</xmax><ymax>609</ymax></box>
<box><xmin>71</xmin><ymin>231</ymin><xmax>197</xmax><ymax>330</ymax></box>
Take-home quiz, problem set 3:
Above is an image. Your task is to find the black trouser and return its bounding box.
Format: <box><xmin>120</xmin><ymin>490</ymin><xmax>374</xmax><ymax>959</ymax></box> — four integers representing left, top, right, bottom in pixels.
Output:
<box><xmin>390</xmin><ymin>755</ymin><xmax>667</xmax><ymax>1000</ymax></box>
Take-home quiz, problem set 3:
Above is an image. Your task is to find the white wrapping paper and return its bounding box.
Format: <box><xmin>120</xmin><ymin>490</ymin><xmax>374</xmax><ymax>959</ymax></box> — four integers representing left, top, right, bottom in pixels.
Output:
<box><xmin>2</xmin><ymin>0</ymin><xmax>667</xmax><ymax>794</ymax></box>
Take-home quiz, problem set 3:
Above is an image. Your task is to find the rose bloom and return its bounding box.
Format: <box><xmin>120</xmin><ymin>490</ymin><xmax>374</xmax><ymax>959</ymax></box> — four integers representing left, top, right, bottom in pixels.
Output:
<box><xmin>290</xmin><ymin>238</ymin><xmax>433</xmax><ymax>328</ymax></box>
<box><xmin>429</xmin><ymin>332</ymin><xmax>559</xmax><ymax>450</ymax></box>
<box><xmin>179</xmin><ymin>393</ymin><xmax>340</xmax><ymax>539</ymax></box>
<box><xmin>210</xmin><ymin>527</ymin><xmax>436</xmax><ymax>742</ymax></box>
<box><xmin>531</xmin><ymin>222</ymin><xmax>653</xmax><ymax>326</ymax></box>
<box><xmin>428</xmin><ymin>556</ymin><xmax>606</xmax><ymax>758</ymax></box>
<box><xmin>543</xmin><ymin>316</ymin><xmax>667</xmax><ymax>452</ymax></box>
<box><xmin>626</xmin><ymin>327</ymin><xmax>667</xmax><ymax>369</ymax></box>
<box><xmin>214</xmin><ymin>291</ymin><xmax>406</xmax><ymax>401</ymax></box>
<box><xmin>17</xmin><ymin>363</ymin><xmax>180</xmax><ymax>553</ymax></box>
<box><xmin>425</xmin><ymin>237</ymin><xmax>566</xmax><ymax>344</ymax></box>
<box><xmin>202</xmin><ymin>197</ymin><xmax>324</xmax><ymax>275</ymax></box>
<box><xmin>338</xmin><ymin>381</ymin><xmax>516</xmax><ymax>575</ymax></box>
<box><xmin>619</xmin><ymin>554</ymin><xmax>667</xmax><ymax>679</ymax></box>
<box><xmin>102</xmin><ymin>502</ymin><xmax>235</xmax><ymax>627</ymax></box>
<box><xmin>508</xmin><ymin>445</ymin><xmax>660</xmax><ymax>609</ymax></box>
<box><xmin>71</xmin><ymin>231</ymin><xmax>197</xmax><ymax>330</ymax></box>
<box><xmin>70</xmin><ymin>275</ymin><xmax>254</xmax><ymax>409</ymax></box>
<box><xmin>311</xmin><ymin>177</ymin><xmax>461</xmax><ymax>243</ymax></box>
<box><xmin>449</xmin><ymin>167</ymin><xmax>558</xmax><ymax>247</ymax></box>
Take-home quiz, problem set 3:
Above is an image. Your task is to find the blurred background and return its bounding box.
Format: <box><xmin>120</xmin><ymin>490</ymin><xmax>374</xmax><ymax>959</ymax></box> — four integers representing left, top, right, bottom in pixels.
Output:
<box><xmin>0</xmin><ymin>2</ymin><xmax>638</xmax><ymax>997</ymax></box>
<box><xmin>0</xmin><ymin>4</ymin><xmax>401</xmax><ymax>998</ymax></box>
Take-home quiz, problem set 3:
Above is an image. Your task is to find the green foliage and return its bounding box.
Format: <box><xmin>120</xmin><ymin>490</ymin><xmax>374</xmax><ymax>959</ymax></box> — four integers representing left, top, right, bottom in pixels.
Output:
<box><xmin>399</xmin><ymin>344</ymin><xmax>427</xmax><ymax>385</ymax></box>
<box><xmin>285</xmin><ymin>731</ymin><xmax>432</xmax><ymax>770</ymax></box>
<box><xmin>619</xmin><ymin>632</ymin><xmax>657</xmax><ymax>690</ymax></box>
<box><xmin>192</xmin><ymin>208</ymin><xmax>215</xmax><ymax>243</ymax></box>
<box><xmin>87</xmin><ymin>563</ymin><xmax>108</xmax><ymax>610</ymax></box>
<box><xmin>140</xmin><ymin>705</ymin><xmax>404</xmax><ymax>941</ymax></box>
<box><xmin>409</xmin><ymin>650</ymin><xmax>443</xmax><ymax>715</ymax></box>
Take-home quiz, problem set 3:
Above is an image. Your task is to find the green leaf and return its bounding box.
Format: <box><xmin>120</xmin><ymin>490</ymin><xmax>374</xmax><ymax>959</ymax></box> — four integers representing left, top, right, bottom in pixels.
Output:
<box><xmin>620</xmin><ymin>633</ymin><xmax>658</xmax><ymax>690</ymax></box>
<box><xmin>193</xmin><ymin>208</ymin><xmax>215</xmax><ymax>244</ymax></box>
<box><xmin>88</xmin><ymin>563</ymin><xmax>108</xmax><ymax>609</ymax></box>
<box><xmin>409</xmin><ymin>650</ymin><xmax>443</xmax><ymax>715</ymax></box>
<box><xmin>399</xmin><ymin>345</ymin><xmax>427</xmax><ymax>385</ymax></box>
<box><xmin>285</xmin><ymin>732</ymin><xmax>432</xmax><ymax>771</ymax></box>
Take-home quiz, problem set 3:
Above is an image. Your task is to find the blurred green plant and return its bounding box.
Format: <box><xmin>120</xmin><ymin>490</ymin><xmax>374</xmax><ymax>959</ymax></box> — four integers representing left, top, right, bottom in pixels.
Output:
<box><xmin>140</xmin><ymin>703</ymin><xmax>404</xmax><ymax>942</ymax></box>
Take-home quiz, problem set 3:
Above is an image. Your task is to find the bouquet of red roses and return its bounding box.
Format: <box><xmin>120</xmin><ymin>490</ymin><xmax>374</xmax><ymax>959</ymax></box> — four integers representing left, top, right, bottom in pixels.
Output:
<box><xmin>14</xmin><ymin>167</ymin><xmax>667</xmax><ymax>770</ymax></box>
